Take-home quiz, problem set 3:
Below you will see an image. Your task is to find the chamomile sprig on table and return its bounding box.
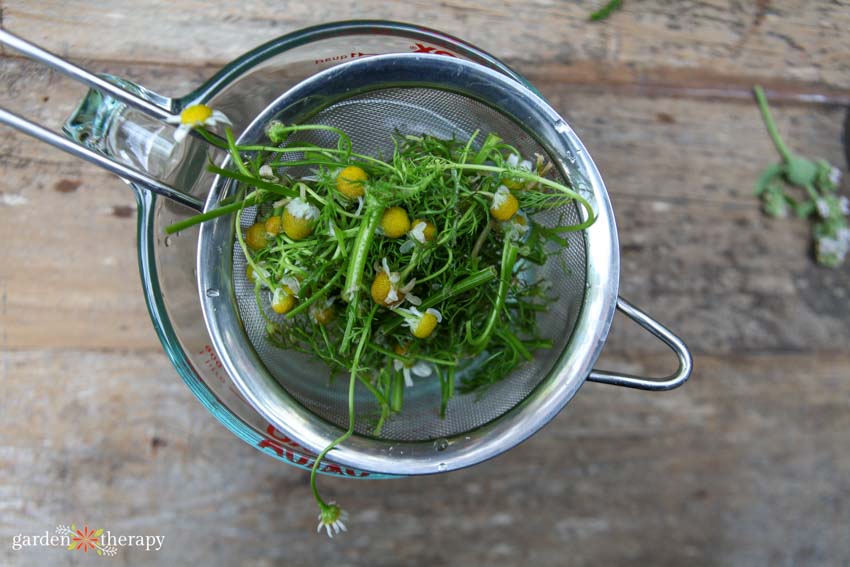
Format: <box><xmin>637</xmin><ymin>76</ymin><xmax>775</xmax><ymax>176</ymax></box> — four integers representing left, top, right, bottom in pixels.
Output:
<box><xmin>753</xmin><ymin>86</ymin><xmax>849</xmax><ymax>267</ymax></box>
<box><xmin>165</xmin><ymin>104</ymin><xmax>595</xmax><ymax>537</ymax></box>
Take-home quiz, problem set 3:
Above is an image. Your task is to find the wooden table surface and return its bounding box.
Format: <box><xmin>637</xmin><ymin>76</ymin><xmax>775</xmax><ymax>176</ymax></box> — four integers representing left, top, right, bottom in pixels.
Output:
<box><xmin>2</xmin><ymin>1</ymin><xmax>849</xmax><ymax>565</ymax></box>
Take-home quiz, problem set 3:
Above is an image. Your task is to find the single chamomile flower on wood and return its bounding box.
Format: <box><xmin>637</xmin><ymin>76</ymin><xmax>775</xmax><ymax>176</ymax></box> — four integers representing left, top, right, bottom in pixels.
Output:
<box><xmin>753</xmin><ymin>86</ymin><xmax>850</xmax><ymax>267</ymax></box>
<box><xmin>317</xmin><ymin>501</ymin><xmax>348</xmax><ymax>538</ymax></box>
<box><xmin>166</xmin><ymin>104</ymin><xmax>231</xmax><ymax>142</ymax></box>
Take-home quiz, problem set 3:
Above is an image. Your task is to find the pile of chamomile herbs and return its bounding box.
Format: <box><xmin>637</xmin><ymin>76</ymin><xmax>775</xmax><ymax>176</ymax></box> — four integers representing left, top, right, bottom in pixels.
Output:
<box><xmin>167</xmin><ymin>114</ymin><xmax>595</xmax><ymax>537</ymax></box>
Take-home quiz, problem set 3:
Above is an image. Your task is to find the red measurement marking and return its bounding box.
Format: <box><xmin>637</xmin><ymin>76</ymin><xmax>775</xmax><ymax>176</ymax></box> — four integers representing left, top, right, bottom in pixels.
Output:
<box><xmin>257</xmin><ymin>424</ymin><xmax>369</xmax><ymax>477</ymax></box>
<box><xmin>197</xmin><ymin>344</ymin><xmax>227</xmax><ymax>386</ymax></box>
<box><xmin>410</xmin><ymin>43</ymin><xmax>456</xmax><ymax>57</ymax></box>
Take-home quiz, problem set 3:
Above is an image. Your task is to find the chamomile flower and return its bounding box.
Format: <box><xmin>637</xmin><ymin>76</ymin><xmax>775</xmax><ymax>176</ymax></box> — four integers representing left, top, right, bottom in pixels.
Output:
<box><xmin>409</xmin><ymin>219</ymin><xmax>437</xmax><ymax>244</ymax></box>
<box><xmin>393</xmin><ymin>357</ymin><xmax>432</xmax><ymax>387</ymax></box>
<box><xmin>380</xmin><ymin>206</ymin><xmax>411</xmax><ymax>239</ymax></box>
<box><xmin>490</xmin><ymin>185</ymin><xmax>519</xmax><ymax>221</ymax></box>
<box><xmin>166</xmin><ymin>104</ymin><xmax>231</xmax><ymax>143</ymax></box>
<box><xmin>398</xmin><ymin>307</ymin><xmax>443</xmax><ymax>339</ymax></box>
<box><xmin>502</xmin><ymin>209</ymin><xmax>530</xmax><ymax>240</ymax></box>
<box><xmin>336</xmin><ymin>165</ymin><xmax>368</xmax><ymax>199</ymax></box>
<box><xmin>310</xmin><ymin>297</ymin><xmax>336</xmax><ymax>326</ymax></box>
<box><xmin>271</xmin><ymin>276</ymin><xmax>300</xmax><ymax>315</ymax></box>
<box><xmin>259</xmin><ymin>164</ymin><xmax>280</xmax><ymax>182</ymax></box>
<box><xmin>317</xmin><ymin>502</ymin><xmax>348</xmax><ymax>538</ymax></box>
<box><xmin>503</xmin><ymin>153</ymin><xmax>534</xmax><ymax>190</ymax></box>
<box><xmin>245</xmin><ymin>222</ymin><xmax>268</xmax><ymax>251</ymax></box>
<box><xmin>283</xmin><ymin>198</ymin><xmax>320</xmax><ymax>240</ymax></box>
<box><xmin>370</xmin><ymin>258</ymin><xmax>420</xmax><ymax>307</ymax></box>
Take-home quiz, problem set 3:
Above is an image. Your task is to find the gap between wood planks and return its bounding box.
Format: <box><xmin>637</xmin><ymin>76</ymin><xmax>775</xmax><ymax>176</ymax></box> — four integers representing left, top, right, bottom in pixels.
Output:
<box><xmin>0</xmin><ymin>51</ymin><xmax>848</xmax><ymax>108</ymax></box>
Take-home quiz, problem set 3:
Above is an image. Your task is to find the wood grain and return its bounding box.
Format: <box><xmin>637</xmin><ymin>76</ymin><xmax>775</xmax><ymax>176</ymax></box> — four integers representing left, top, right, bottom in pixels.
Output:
<box><xmin>2</xmin><ymin>3</ymin><xmax>850</xmax><ymax>565</ymax></box>
<box><xmin>2</xmin><ymin>0</ymin><xmax>850</xmax><ymax>99</ymax></box>
<box><xmin>1</xmin><ymin>350</ymin><xmax>848</xmax><ymax>565</ymax></box>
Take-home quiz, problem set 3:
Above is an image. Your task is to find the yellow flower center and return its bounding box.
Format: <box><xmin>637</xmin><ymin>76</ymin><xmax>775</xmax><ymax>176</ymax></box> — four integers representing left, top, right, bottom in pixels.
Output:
<box><xmin>381</xmin><ymin>206</ymin><xmax>411</xmax><ymax>239</ymax></box>
<box><xmin>336</xmin><ymin>165</ymin><xmax>368</xmax><ymax>199</ymax></box>
<box><xmin>490</xmin><ymin>189</ymin><xmax>519</xmax><ymax>221</ymax></box>
<box><xmin>180</xmin><ymin>104</ymin><xmax>213</xmax><ymax>126</ymax></box>
<box><xmin>264</xmin><ymin>215</ymin><xmax>282</xmax><ymax>236</ymax></box>
<box><xmin>282</xmin><ymin>209</ymin><xmax>314</xmax><ymax>240</ymax></box>
<box><xmin>370</xmin><ymin>271</ymin><xmax>394</xmax><ymax>306</ymax></box>
<box><xmin>245</xmin><ymin>222</ymin><xmax>268</xmax><ymax>251</ymax></box>
<box><xmin>413</xmin><ymin>312</ymin><xmax>439</xmax><ymax>339</ymax></box>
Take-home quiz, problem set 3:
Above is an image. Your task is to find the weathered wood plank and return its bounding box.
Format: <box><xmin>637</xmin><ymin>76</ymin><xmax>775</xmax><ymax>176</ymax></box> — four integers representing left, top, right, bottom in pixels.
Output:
<box><xmin>2</xmin><ymin>0</ymin><xmax>850</xmax><ymax>95</ymax></box>
<box><xmin>2</xmin><ymin>59</ymin><xmax>847</xmax><ymax>353</ymax></box>
<box><xmin>1</xmin><ymin>349</ymin><xmax>848</xmax><ymax>565</ymax></box>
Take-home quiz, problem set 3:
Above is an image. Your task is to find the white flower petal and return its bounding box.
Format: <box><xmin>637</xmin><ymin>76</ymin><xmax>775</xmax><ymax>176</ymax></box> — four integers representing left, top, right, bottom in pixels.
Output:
<box><xmin>403</xmin><ymin>367</ymin><xmax>414</xmax><ymax>387</ymax></box>
<box><xmin>412</xmin><ymin>361</ymin><xmax>431</xmax><ymax>376</ymax></box>
<box><xmin>172</xmin><ymin>125</ymin><xmax>190</xmax><ymax>142</ymax></box>
<box><xmin>211</xmin><ymin>109</ymin><xmax>232</xmax><ymax>125</ymax></box>
<box><xmin>165</xmin><ymin>114</ymin><xmax>182</xmax><ymax>124</ymax></box>
<box><xmin>425</xmin><ymin>308</ymin><xmax>443</xmax><ymax>323</ymax></box>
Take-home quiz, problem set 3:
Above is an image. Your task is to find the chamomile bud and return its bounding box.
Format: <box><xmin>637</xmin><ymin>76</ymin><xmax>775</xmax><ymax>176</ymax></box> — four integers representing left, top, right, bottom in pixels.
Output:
<box><xmin>264</xmin><ymin>215</ymin><xmax>283</xmax><ymax>236</ymax></box>
<box><xmin>271</xmin><ymin>285</ymin><xmax>297</xmax><ymax>314</ymax></box>
<box><xmin>245</xmin><ymin>222</ymin><xmax>268</xmax><ymax>251</ymax></box>
<box><xmin>490</xmin><ymin>186</ymin><xmax>519</xmax><ymax>221</ymax></box>
<box><xmin>310</xmin><ymin>297</ymin><xmax>336</xmax><ymax>326</ymax></box>
<box><xmin>381</xmin><ymin>206</ymin><xmax>411</xmax><ymax>239</ymax></box>
<box><xmin>409</xmin><ymin>219</ymin><xmax>437</xmax><ymax>243</ymax></box>
<box><xmin>336</xmin><ymin>166</ymin><xmax>368</xmax><ymax>199</ymax></box>
<box><xmin>503</xmin><ymin>153</ymin><xmax>534</xmax><ymax>190</ymax></box>
<box><xmin>282</xmin><ymin>198</ymin><xmax>320</xmax><ymax>240</ymax></box>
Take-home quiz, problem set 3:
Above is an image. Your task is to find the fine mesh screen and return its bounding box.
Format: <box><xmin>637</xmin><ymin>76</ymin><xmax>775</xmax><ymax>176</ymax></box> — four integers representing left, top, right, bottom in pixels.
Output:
<box><xmin>232</xmin><ymin>88</ymin><xmax>587</xmax><ymax>441</ymax></box>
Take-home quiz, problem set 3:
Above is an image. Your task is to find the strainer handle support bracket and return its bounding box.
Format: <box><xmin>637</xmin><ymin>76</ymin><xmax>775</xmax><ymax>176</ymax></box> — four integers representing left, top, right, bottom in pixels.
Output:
<box><xmin>587</xmin><ymin>297</ymin><xmax>693</xmax><ymax>391</ymax></box>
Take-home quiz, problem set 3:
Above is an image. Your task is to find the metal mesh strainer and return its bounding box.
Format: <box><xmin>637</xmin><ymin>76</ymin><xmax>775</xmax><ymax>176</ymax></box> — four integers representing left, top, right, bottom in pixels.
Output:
<box><xmin>197</xmin><ymin>53</ymin><xmax>690</xmax><ymax>475</ymax></box>
<box><xmin>233</xmin><ymin>87</ymin><xmax>586</xmax><ymax>441</ymax></box>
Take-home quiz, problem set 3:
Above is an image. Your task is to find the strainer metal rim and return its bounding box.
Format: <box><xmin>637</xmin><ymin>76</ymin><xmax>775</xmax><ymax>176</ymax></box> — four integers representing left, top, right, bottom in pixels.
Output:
<box><xmin>198</xmin><ymin>53</ymin><xmax>619</xmax><ymax>475</ymax></box>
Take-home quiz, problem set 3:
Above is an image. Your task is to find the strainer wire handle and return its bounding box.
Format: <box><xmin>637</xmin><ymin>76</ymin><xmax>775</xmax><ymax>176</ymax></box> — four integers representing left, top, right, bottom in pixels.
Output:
<box><xmin>0</xmin><ymin>29</ymin><xmax>206</xmax><ymax>211</ymax></box>
<box><xmin>587</xmin><ymin>297</ymin><xmax>693</xmax><ymax>391</ymax></box>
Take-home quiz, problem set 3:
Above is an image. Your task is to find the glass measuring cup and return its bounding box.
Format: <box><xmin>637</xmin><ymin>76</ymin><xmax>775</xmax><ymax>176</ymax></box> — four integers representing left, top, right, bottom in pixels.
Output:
<box><xmin>0</xmin><ymin>21</ymin><xmax>691</xmax><ymax>478</ymax></box>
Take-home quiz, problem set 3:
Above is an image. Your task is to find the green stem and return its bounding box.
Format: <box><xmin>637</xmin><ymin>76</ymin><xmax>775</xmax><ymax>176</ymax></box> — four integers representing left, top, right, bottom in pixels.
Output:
<box><xmin>753</xmin><ymin>86</ymin><xmax>794</xmax><ymax>163</ymax></box>
<box><xmin>310</xmin><ymin>306</ymin><xmax>377</xmax><ymax>509</ymax></box>
<box><xmin>164</xmin><ymin>195</ymin><xmax>257</xmax><ymax>234</ymax></box>
<box><xmin>343</xmin><ymin>206</ymin><xmax>384</xmax><ymax>303</ymax></box>
<box><xmin>466</xmin><ymin>240</ymin><xmax>518</xmax><ymax>348</ymax></box>
<box><xmin>449</xmin><ymin>163</ymin><xmax>596</xmax><ymax>230</ymax></box>
<box><xmin>590</xmin><ymin>0</ymin><xmax>622</xmax><ymax>21</ymax></box>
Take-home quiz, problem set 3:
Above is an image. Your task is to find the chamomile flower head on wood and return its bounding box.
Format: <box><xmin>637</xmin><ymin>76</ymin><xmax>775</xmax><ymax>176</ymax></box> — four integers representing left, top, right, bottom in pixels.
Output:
<box><xmin>317</xmin><ymin>502</ymin><xmax>348</xmax><ymax>538</ymax></box>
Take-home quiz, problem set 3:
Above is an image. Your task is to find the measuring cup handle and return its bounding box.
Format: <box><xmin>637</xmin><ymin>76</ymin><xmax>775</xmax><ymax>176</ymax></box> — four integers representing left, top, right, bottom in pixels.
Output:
<box><xmin>587</xmin><ymin>296</ymin><xmax>693</xmax><ymax>391</ymax></box>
